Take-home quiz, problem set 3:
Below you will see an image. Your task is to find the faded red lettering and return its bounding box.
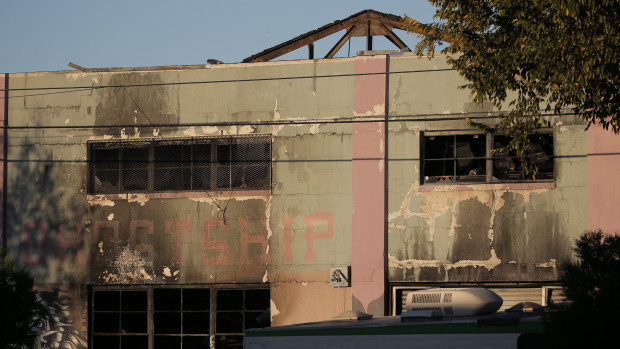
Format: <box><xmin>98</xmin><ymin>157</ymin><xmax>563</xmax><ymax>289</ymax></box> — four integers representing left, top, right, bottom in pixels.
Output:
<box><xmin>165</xmin><ymin>219</ymin><xmax>192</xmax><ymax>266</ymax></box>
<box><xmin>22</xmin><ymin>222</ymin><xmax>48</xmax><ymax>265</ymax></box>
<box><xmin>281</xmin><ymin>215</ymin><xmax>294</xmax><ymax>263</ymax></box>
<box><xmin>303</xmin><ymin>212</ymin><xmax>334</xmax><ymax>262</ymax></box>
<box><xmin>58</xmin><ymin>223</ymin><xmax>84</xmax><ymax>265</ymax></box>
<box><xmin>130</xmin><ymin>220</ymin><xmax>154</xmax><ymax>258</ymax></box>
<box><xmin>93</xmin><ymin>221</ymin><xmax>119</xmax><ymax>252</ymax></box>
<box><xmin>202</xmin><ymin>218</ymin><xmax>229</xmax><ymax>266</ymax></box>
<box><xmin>239</xmin><ymin>217</ymin><xmax>271</xmax><ymax>265</ymax></box>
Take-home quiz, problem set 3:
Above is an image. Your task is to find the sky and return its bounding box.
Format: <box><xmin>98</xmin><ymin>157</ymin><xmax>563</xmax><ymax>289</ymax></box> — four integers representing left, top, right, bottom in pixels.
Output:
<box><xmin>1</xmin><ymin>0</ymin><xmax>438</xmax><ymax>73</ymax></box>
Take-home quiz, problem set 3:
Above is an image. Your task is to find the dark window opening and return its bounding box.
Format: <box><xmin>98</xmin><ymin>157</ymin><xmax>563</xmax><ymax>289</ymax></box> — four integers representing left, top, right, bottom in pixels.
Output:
<box><xmin>91</xmin><ymin>286</ymin><xmax>269</xmax><ymax>349</ymax></box>
<box><xmin>423</xmin><ymin>134</ymin><xmax>486</xmax><ymax>184</ymax></box>
<box><xmin>214</xmin><ymin>288</ymin><xmax>270</xmax><ymax>348</ymax></box>
<box><xmin>422</xmin><ymin>133</ymin><xmax>554</xmax><ymax>184</ymax></box>
<box><xmin>492</xmin><ymin>134</ymin><xmax>554</xmax><ymax>181</ymax></box>
<box><xmin>92</xmin><ymin>290</ymin><xmax>148</xmax><ymax>349</ymax></box>
<box><xmin>88</xmin><ymin>135</ymin><xmax>271</xmax><ymax>194</ymax></box>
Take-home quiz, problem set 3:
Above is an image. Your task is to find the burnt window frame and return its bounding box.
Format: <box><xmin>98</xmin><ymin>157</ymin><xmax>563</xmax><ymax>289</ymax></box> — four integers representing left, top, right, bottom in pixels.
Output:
<box><xmin>89</xmin><ymin>285</ymin><xmax>270</xmax><ymax>349</ymax></box>
<box><xmin>421</xmin><ymin>131</ymin><xmax>554</xmax><ymax>184</ymax></box>
<box><xmin>87</xmin><ymin>135</ymin><xmax>272</xmax><ymax>194</ymax></box>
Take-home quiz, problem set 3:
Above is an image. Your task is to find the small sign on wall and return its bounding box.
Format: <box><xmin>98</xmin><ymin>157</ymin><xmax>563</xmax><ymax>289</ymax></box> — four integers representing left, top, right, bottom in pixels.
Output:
<box><xmin>330</xmin><ymin>266</ymin><xmax>351</xmax><ymax>287</ymax></box>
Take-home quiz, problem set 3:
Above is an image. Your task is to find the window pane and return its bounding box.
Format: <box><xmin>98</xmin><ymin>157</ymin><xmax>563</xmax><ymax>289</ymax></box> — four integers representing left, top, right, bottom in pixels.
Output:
<box><xmin>216</xmin><ymin>166</ymin><xmax>231</xmax><ymax>189</ymax></box>
<box><xmin>121</xmin><ymin>335</ymin><xmax>148</xmax><ymax>349</ymax></box>
<box><xmin>95</xmin><ymin>291</ymin><xmax>119</xmax><ymax>311</ymax></box>
<box><xmin>154</xmin><ymin>144</ymin><xmax>185</xmax><ymax>191</ymax></box>
<box><xmin>92</xmin><ymin>147</ymin><xmax>120</xmax><ymax>192</ymax></box>
<box><xmin>154</xmin><ymin>312</ymin><xmax>181</xmax><ymax>334</ymax></box>
<box><xmin>216</xmin><ymin>312</ymin><xmax>244</xmax><ymax>333</ymax></box>
<box><xmin>183</xmin><ymin>289</ymin><xmax>210</xmax><ymax>311</ymax></box>
<box><xmin>155</xmin><ymin>289</ymin><xmax>181</xmax><ymax>311</ymax></box>
<box><xmin>121</xmin><ymin>146</ymin><xmax>149</xmax><ymax>191</ymax></box>
<box><xmin>191</xmin><ymin>166</ymin><xmax>210</xmax><ymax>190</ymax></box>
<box><xmin>423</xmin><ymin>135</ymin><xmax>455</xmax><ymax>183</ymax></box>
<box><xmin>217</xmin><ymin>290</ymin><xmax>243</xmax><ymax>310</ymax></box>
<box><xmin>94</xmin><ymin>147</ymin><xmax>120</xmax><ymax>169</ymax></box>
<box><xmin>93</xmin><ymin>335</ymin><xmax>120</xmax><ymax>349</ymax></box>
<box><xmin>424</xmin><ymin>135</ymin><xmax>453</xmax><ymax>160</ymax></box>
<box><xmin>183</xmin><ymin>336</ymin><xmax>210</xmax><ymax>349</ymax></box>
<box><xmin>245</xmin><ymin>311</ymin><xmax>270</xmax><ymax>329</ymax></box>
<box><xmin>454</xmin><ymin>135</ymin><xmax>486</xmax><ymax>182</ymax></box>
<box><xmin>121</xmin><ymin>291</ymin><xmax>147</xmax><ymax>311</ymax></box>
<box><xmin>217</xmin><ymin>143</ymin><xmax>232</xmax><ymax>163</ymax></box>
<box><xmin>193</xmin><ymin>143</ymin><xmax>212</xmax><ymax>161</ymax></box>
<box><xmin>121</xmin><ymin>312</ymin><xmax>147</xmax><ymax>333</ymax></box>
<box><xmin>183</xmin><ymin>312</ymin><xmax>210</xmax><ymax>334</ymax></box>
<box><xmin>229</xmin><ymin>165</ymin><xmax>244</xmax><ymax>188</ymax></box>
<box><xmin>492</xmin><ymin>135</ymin><xmax>519</xmax><ymax>180</ymax></box>
<box><xmin>526</xmin><ymin>134</ymin><xmax>554</xmax><ymax>179</ymax></box>
<box><xmin>245</xmin><ymin>164</ymin><xmax>269</xmax><ymax>189</ymax></box>
<box><xmin>215</xmin><ymin>335</ymin><xmax>244</xmax><ymax>348</ymax></box>
<box><xmin>192</xmin><ymin>142</ymin><xmax>212</xmax><ymax>190</ymax></box>
<box><xmin>94</xmin><ymin>313</ymin><xmax>120</xmax><ymax>333</ymax></box>
<box><xmin>245</xmin><ymin>289</ymin><xmax>270</xmax><ymax>311</ymax></box>
<box><xmin>154</xmin><ymin>336</ymin><xmax>181</xmax><ymax>349</ymax></box>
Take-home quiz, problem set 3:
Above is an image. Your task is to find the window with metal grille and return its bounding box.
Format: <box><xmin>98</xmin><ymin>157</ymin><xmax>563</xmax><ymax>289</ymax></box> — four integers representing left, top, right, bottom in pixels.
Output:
<box><xmin>88</xmin><ymin>135</ymin><xmax>271</xmax><ymax>194</ymax></box>
<box><xmin>422</xmin><ymin>133</ymin><xmax>553</xmax><ymax>184</ymax></box>
<box><xmin>90</xmin><ymin>286</ymin><xmax>270</xmax><ymax>349</ymax></box>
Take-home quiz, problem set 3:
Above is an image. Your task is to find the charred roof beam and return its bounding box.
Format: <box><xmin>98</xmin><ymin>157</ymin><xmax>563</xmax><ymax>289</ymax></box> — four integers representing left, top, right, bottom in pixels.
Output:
<box><xmin>243</xmin><ymin>10</ymin><xmax>418</xmax><ymax>63</ymax></box>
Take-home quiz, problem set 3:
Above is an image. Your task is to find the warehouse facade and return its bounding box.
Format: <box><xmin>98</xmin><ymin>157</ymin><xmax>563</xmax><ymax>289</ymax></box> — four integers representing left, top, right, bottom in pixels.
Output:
<box><xmin>2</xmin><ymin>31</ymin><xmax>619</xmax><ymax>349</ymax></box>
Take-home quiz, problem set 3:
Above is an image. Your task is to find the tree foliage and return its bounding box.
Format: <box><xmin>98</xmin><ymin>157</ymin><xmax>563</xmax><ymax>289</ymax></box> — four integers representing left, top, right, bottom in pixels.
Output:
<box><xmin>0</xmin><ymin>251</ymin><xmax>37</xmax><ymax>348</ymax></box>
<box><xmin>544</xmin><ymin>231</ymin><xmax>620</xmax><ymax>348</ymax></box>
<box><xmin>404</xmin><ymin>0</ymin><xmax>620</xmax><ymax>142</ymax></box>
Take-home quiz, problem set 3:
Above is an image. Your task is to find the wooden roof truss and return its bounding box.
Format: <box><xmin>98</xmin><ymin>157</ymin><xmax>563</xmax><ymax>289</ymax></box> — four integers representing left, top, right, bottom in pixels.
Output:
<box><xmin>243</xmin><ymin>10</ymin><xmax>420</xmax><ymax>63</ymax></box>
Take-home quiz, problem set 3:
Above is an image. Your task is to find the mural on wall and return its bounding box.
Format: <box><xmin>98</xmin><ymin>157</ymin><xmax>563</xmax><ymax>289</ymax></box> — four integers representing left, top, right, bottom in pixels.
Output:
<box><xmin>31</xmin><ymin>289</ymin><xmax>87</xmax><ymax>349</ymax></box>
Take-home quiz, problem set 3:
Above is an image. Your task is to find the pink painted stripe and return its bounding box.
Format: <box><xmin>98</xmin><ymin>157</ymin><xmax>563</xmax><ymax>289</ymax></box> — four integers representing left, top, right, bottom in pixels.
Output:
<box><xmin>0</xmin><ymin>75</ymin><xmax>5</xmax><ymax>248</ymax></box>
<box><xmin>352</xmin><ymin>57</ymin><xmax>386</xmax><ymax>314</ymax></box>
<box><xmin>587</xmin><ymin>125</ymin><xmax>620</xmax><ymax>234</ymax></box>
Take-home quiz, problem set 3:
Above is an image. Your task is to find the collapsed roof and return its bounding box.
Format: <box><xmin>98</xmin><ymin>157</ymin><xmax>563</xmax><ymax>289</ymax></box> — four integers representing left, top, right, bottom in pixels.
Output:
<box><xmin>243</xmin><ymin>9</ymin><xmax>427</xmax><ymax>63</ymax></box>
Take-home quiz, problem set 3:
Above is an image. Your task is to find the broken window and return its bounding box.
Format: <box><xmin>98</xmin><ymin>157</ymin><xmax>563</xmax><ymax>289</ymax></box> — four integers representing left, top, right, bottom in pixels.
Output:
<box><xmin>423</xmin><ymin>134</ymin><xmax>487</xmax><ymax>183</ymax></box>
<box><xmin>88</xmin><ymin>135</ymin><xmax>271</xmax><ymax>194</ymax></box>
<box><xmin>90</xmin><ymin>286</ymin><xmax>270</xmax><ymax>349</ymax></box>
<box><xmin>422</xmin><ymin>133</ymin><xmax>554</xmax><ymax>184</ymax></box>
<box><xmin>492</xmin><ymin>134</ymin><xmax>554</xmax><ymax>181</ymax></box>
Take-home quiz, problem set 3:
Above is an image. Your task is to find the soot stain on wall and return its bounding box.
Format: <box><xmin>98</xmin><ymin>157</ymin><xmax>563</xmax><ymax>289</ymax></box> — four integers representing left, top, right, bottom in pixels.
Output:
<box><xmin>94</xmin><ymin>72</ymin><xmax>179</xmax><ymax>137</ymax></box>
<box><xmin>449</xmin><ymin>197</ymin><xmax>492</xmax><ymax>263</ymax></box>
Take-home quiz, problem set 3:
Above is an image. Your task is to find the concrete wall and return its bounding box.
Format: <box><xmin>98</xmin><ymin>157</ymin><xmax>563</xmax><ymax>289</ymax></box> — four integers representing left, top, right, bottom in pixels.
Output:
<box><xmin>7</xmin><ymin>59</ymin><xmax>360</xmax><ymax>341</ymax></box>
<box><xmin>4</xmin><ymin>53</ymin><xmax>617</xmax><ymax>346</ymax></box>
<box><xmin>386</xmin><ymin>56</ymin><xmax>586</xmax><ymax>284</ymax></box>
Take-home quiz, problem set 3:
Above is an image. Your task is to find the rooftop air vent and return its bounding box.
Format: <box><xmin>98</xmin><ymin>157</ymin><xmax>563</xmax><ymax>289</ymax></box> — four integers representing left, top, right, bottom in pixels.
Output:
<box><xmin>401</xmin><ymin>288</ymin><xmax>503</xmax><ymax>319</ymax></box>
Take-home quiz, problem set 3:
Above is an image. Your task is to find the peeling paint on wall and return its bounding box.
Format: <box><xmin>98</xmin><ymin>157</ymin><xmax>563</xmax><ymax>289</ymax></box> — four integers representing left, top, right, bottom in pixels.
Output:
<box><xmin>388</xmin><ymin>249</ymin><xmax>501</xmax><ymax>275</ymax></box>
<box><xmin>202</xmin><ymin>126</ymin><xmax>218</xmax><ymax>134</ymax></box>
<box><xmin>270</xmin><ymin>299</ymin><xmax>280</xmax><ymax>322</ymax></box>
<box><xmin>183</xmin><ymin>126</ymin><xmax>196</xmax><ymax>136</ymax></box>
<box><xmin>101</xmin><ymin>245</ymin><xmax>157</xmax><ymax>284</ymax></box>
<box><xmin>127</xmin><ymin>194</ymin><xmax>149</xmax><ymax>206</ymax></box>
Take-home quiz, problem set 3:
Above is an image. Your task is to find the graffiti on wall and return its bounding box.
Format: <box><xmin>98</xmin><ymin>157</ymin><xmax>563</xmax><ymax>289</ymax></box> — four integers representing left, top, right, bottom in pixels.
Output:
<box><xmin>30</xmin><ymin>289</ymin><xmax>87</xmax><ymax>349</ymax></box>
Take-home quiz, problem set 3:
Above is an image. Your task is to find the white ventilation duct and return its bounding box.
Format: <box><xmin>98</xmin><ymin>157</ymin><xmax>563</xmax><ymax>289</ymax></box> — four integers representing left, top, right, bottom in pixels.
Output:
<box><xmin>402</xmin><ymin>288</ymin><xmax>503</xmax><ymax>318</ymax></box>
